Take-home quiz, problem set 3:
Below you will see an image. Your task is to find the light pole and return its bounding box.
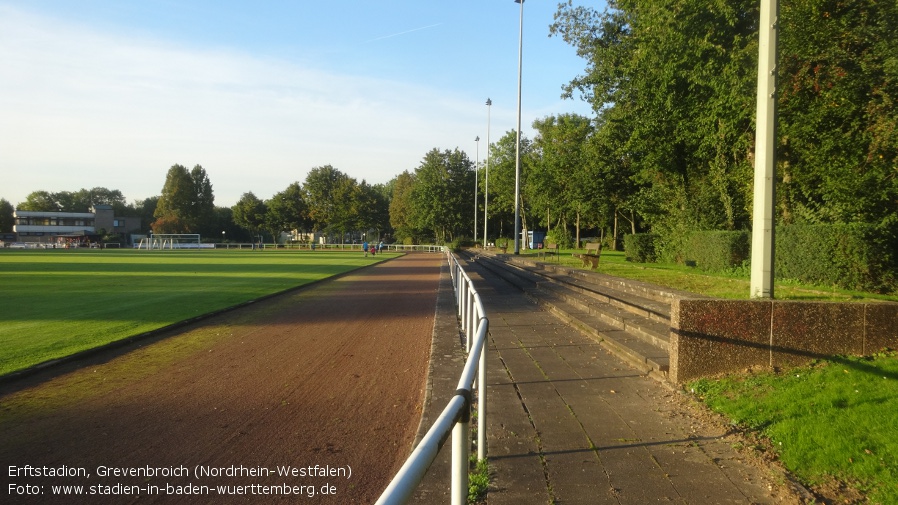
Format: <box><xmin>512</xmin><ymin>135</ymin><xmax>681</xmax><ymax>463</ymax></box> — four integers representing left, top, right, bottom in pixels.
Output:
<box><xmin>484</xmin><ymin>98</ymin><xmax>491</xmax><ymax>248</ymax></box>
<box><xmin>474</xmin><ymin>136</ymin><xmax>480</xmax><ymax>245</ymax></box>
<box><xmin>513</xmin><ymin>0</ymin><xmax>524</xmax><ymax>255</ymax></box>
<box><xmin>750</xmin><ymin>0</ymin><xmax>779</xmax><ymax>299</ymax></box>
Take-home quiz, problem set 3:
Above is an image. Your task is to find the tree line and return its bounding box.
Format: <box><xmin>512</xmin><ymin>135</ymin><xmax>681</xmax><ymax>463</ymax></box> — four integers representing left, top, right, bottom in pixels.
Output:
<box><xmin>545</xmin><ymin>0</ymin><xmax>897</xmax><ymax>260</ymax></box>
<box><xmin>4</xmin><ymin>0</ymin><xmax>896</xmax><ymax>256</ymax></box>
<box><xmin>5</xmin><ymin>164</ymin><xmax>396</xmax><ymax>244</ymax></box>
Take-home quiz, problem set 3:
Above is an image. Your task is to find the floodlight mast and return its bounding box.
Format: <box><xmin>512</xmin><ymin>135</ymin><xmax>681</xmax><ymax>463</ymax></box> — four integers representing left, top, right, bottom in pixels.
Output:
<box><xmin>750</xmin><ymin>0</ymin><xmax>779</xmax><ymax>299</ymax></box>
<box><xmin>513</xmin><ymin>0</ymin><xmax>524</xmax><ymax>255</ymax></box>
<box><xmin>484</xmin><ymin>99</ymin><xmax>491</xmax><ymax>248</ymax></box>
<box><xmin>474</xmin><ymin>136</ymin><xmax>479</xmax><ymax>244</ymax></box>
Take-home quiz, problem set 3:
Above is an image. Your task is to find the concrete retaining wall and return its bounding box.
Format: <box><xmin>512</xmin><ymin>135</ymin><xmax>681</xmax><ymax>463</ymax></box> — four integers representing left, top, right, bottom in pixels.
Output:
<box><xmin>670</xmin><ymin>299</ymin><xmax>898</xmax><ymax>383</ymax></box>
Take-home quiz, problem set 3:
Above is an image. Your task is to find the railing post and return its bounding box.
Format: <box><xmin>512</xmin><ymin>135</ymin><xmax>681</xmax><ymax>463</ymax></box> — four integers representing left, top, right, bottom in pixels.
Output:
<box><xmin>451</xmin><ymin>392</ymin><xmax>470</xmax><ymax>505</ymax></box>
<box><xmin>466</xmin><ymin>291</ymin><xmax>474</xmax><ymax>352</ymax></box>
<box><xmin>460</xmin><ymin>282</ymin><xmax>466</xmax><ymax>324</ymax></box>
<box><xmin>478</xmin><ymin>318</ymin><xmax>488</xmax><ymax>461</ymax></box>
<box><xmin>457</xmin><ymin>274</ymin><xmax>464</xmax><ymax>318</ymax></box>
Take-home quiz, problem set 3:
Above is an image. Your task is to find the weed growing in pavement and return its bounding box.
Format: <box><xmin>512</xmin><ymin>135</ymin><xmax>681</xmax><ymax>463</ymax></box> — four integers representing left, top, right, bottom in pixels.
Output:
<box><xmin>467</xmin><ymin>456</ymin><xmax>489</xmax><ymax>504</ymax></box>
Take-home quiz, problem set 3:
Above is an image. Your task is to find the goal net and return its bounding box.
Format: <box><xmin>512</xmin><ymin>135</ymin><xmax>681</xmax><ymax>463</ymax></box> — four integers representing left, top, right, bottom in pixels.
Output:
<box><xmin>136</xmin><ymin>234</ymin><xmax>202</xmax><ymax>250</ymax></box>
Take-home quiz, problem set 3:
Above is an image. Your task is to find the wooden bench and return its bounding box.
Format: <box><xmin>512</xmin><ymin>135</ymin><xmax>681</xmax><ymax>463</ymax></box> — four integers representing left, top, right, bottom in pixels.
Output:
<box><xmin>573</xmin><ymin>242</ymin><xmax>601</xmax><ymax>270</ymax></box>
<box><xmin>538</xmin><ymin>242</ymin><xmax>559</xmax><ymax>260</ymax></box>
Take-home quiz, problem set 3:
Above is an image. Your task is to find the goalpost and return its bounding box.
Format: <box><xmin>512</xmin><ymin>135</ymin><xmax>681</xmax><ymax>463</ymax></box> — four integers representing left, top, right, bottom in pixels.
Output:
<box><xmin>136</xmin><ymin>234</ymin><xmax>202</xmax><ymax>250</ymax></box>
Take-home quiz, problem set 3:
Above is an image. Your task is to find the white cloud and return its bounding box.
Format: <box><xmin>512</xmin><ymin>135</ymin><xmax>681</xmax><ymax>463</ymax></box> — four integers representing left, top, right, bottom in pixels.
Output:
<box><xmin>0</xmin><ymin>6</ymin><xmax>485</xmax><ymax>207</ymax></box>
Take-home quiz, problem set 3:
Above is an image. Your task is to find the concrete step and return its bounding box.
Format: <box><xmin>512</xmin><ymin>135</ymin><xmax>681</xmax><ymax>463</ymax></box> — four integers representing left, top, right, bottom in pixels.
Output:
<box><xmin>499</xmin><ymin>257</ymin><xmax>678</xmax><ymax>324</ymax></box>
<box><xmin>537</xmin><ymin>282</ymin><xmax>670</xmax><ymax>350</ymax></box>
<box><xmin>474</xmin><ymin>254</ymin><xmax>671</xmax><ymax>339</ymax></box>
<box><xmin>466</xmin><ymin>252</ymin><xmax>673</xmax><ymax>377</ymax></box>
<box><xmin>530</xmin><ymin>288</ymin><xmax>670</xmax><ymax>374</ymax></box>
<box><xmin>507</xmin><ymin>256</ymin><xmax>700</xmax><ymax>305</ymax></box>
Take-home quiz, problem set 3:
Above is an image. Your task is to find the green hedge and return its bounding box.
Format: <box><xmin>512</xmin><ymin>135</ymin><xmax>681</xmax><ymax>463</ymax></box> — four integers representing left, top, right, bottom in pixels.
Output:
<box><xmin>637</xmin><ymin>225</ymin><xmax>896</xmax><ymax>293</ymax></box>
<box><xmin>684</xmin><ymin>231</ymin><xmax>750</xmax><ymax>271</ymax></box>
<box><xmin>624</xmin><ymin>233</ymin><xmax>658</xmax><ymax>263</ymax></box>
<box><xmin>775</xmin><ymin>223</ymin><xmax>896</xmax><ymax>293</ymax></box>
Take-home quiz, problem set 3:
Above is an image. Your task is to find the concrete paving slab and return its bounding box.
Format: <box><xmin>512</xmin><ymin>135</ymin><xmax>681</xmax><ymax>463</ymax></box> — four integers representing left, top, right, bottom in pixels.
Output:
<box><xmin>456</xmin><ymin>256</ymin><xmax>798</xmax><ymax>504</ymax></box>
<box><xmin>409</xmin><ymin>255</ymin><xmax>801</xmax><ymax>504</ymax></box>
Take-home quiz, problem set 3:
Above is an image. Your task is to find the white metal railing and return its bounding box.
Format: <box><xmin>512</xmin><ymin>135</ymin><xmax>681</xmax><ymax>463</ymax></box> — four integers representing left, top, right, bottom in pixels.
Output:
<box><xmin>375</xmin><ymin>251</ymin><xmax>488</xmax><ymax>505</ymax></box>
<box><xmin>211</xmin><ymin>243</ymin><xmax>445</xmax><ymax>252</ymax></box>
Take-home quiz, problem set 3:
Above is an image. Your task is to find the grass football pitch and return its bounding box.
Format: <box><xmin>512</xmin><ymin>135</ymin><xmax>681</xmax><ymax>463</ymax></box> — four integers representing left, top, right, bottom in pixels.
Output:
<box><xmin>0</xmin><ymin>248</ymin><xmax>395</xmax><ymax>377</ymax></box>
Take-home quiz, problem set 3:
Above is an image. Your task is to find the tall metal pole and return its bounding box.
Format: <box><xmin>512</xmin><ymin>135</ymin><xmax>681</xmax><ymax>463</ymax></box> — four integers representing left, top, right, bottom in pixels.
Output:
<box><xmin>750</xmin><ymin>0</ymin><xmax>779</xmax><ymax>299</ymax></box>
<box><xmin>474</xmin><ymin>136</ymin><xmax>479</xmax><ymax>245</ymax></box>
<box><xmin>513</xmin><ymin>0</ymin><xmax>524</xmax><ymax>255</ymax></box>
<box><xmin>484</xmin><ymin>99</ymin><xmax>491</xmax><ymax>248</ymax></box>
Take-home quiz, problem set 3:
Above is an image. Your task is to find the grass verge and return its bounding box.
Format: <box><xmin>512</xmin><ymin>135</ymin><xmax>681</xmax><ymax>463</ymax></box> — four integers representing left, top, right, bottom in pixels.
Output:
<box><xmin>689</xmin><ymin>353</ymin><xmax>898</xmax><ymax>504</ymax></box>
<box><xmin>519</xmin><ymin>248</ymin><xmax>898</xmax><ymax>302</ymax></box>
<box><xmin>516</xmin><ymin>246</ymin><xmax>897</xmax><ymax>501</ymax></box>
<box><xmin>0</xmin><ymin>248</ymin><xmax>394</xmax><ymax>377</ymax></box>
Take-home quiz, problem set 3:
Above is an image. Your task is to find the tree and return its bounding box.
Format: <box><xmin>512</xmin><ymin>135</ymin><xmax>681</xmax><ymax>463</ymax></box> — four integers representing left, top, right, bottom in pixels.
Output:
<box><xmin>530</xmin><ymin>113</ymin><xmax>595</xmax><ymax>245</ymax></box>
<box><xmin>154</xmin><ymin>165</ymin><xmax>194</xmax><ymax>232</ymax></box>
<box><xmin>150</xmin><ymin>214</ymin><xmax>188</xmax><ymax>235</ymax></box>
<box><xmin>352</xmin><ymin>180</ymin><xmax>387</xmax><ymax>240</ymax></box>
<box><xmin>153</xmin><ymin>164</ymin><xmax>216</xmax><ymax>234</ymax></box>
<box><xmin>330</xmin><ymin>176</ymin><xmax>362</xmax><ymax>242</ymax></box>
<box><xmin>369</xmin><ymin>182</ymin><xmax>393</xmax><ymax>240</ymax></box>
<box><xmin>777</xmin><ymin>0</ymin><xmax>898</xmax><ymax>228</ymax></box>
<box><xmin>584</xmin><ymin>107</ymin><xmax>643</xmax><ymax>249</ymax></box>
<box><xmin>410</xmin><ymin>148</ymin><xmax>475</xmax><ymax>243</ymax></box>
<box><xmin>265</xmin><ymin>182</ymin><xmax>310</xmax><ymax>243</ymax></box>
<box><xmin>0</xmin><ymin>198</ymin><xmax>14</xmax><ymax>232</ymax></box>
<box><xmin>303</xmin><ymin>165</ymin><xmax>346</xmax><ymax>233</ymax></box>
<box><xmin>232</xmin><ymin>192</ymin><xmax>266</xmax><ymax>243</ymax></box>
<box><xmin>134</xmin><ymin>196</ymin><xmax>159</xmax><ymax>233</ymax></box>
<box><xmin>18</xmin><ymin>191</ymin><xmax>60</xmax><ymax>212</ymax></box>
<box><xmin>69</xmin><ymin>187</ymin><xmax>128</xmax><ymax>213</ymax></box>
<box><xmin>389</xmin><ymin>171</ymin><xmax>419</xmax><ymax>243</ymax></box>
<box><xmin>485</xmin><ymin>131</ymin><xmax>534</xmax><ymax>240</ymax></box>
<box><xmin>16</xmin><ymin>188</ymin><xmax>129</xmax><ymax>214</ymax></box>
<box><xmin>189</xmin><ymin>165</ymin><xmax>215</xmax><ymax>234</ymax></box>
<box><xmin>211</xmin><ymin>206</ymin><xmax>247</xmax><ymax>242</ymax></box>
<box><xmin>551</xmin><ymin>0</ymin><xmax>761</xmax><ymax>258</ymax></box>
<box><xmin>552</xmin><ymin>0</ymin><xmax>898</xmax><ymax>251</ymax></box>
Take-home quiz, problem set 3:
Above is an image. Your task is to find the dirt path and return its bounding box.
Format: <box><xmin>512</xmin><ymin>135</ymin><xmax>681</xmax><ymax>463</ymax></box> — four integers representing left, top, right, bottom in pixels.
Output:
<box><xmin>1</xmin><ymin>253</ymin><xmax>443</xmax><ymax>504</ymax></box>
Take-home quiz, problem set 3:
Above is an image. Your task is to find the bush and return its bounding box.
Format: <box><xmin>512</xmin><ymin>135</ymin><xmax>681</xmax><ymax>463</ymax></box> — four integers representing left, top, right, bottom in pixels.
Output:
<box><xmin>545</xmin><ymin>227</ymin><xmax>574</xmax><ymax>249</ymax></box>
<box><xmin>449</xmin><ymin>237</ymin><xmax>476</xmax><ymax>251</ymax></box>
<box><xmin>684</xmin><ymin>231</ymin><xmax>750</xmax><ymax>271</ymax></box>
<box><xmin>775</xmin><ymin>223</ymin><xmax>897</xmax><ymax>293</ymax></box>
<box><xmin>624</xmin><ymin>233</ymin><xmax>658</xmax><ymax>263</ymax></box>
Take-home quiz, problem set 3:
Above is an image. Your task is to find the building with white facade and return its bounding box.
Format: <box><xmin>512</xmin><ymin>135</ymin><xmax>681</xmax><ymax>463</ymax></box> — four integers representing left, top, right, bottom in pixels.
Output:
<box><xmin>12</xmin><ymin>205</ymin><xmax>142</xmax><ymax>245</ymax></box>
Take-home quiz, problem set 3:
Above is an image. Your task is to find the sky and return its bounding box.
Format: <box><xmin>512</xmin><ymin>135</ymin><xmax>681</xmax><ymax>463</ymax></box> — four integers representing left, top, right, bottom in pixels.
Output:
<box><xmin>1</xmin><ymin>1</ymin><xmax>600</xmax><ymax>208</ymax></box>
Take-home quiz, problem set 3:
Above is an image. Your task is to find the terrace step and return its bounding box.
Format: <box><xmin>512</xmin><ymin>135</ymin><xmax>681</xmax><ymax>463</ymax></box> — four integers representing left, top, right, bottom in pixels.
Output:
<box><xmin>464</xmin><ymin>251</ymin><xmax>690</xmax><ymax>378</ymax></box>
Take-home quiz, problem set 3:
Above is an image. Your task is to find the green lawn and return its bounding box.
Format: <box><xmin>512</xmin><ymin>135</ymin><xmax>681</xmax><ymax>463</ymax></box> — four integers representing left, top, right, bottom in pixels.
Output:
<box><xmin>521</xmin><ymin>248</ymin><xmax>898</xmax><ymax>302</ymax></box>
<box><xmin>518</xmin><ymin>247</ymin><xmax>897</xmax><ymax>502</ymax></box>
<box><xmin>514</xmin><ymin>246</ymin><xmax>897</xmax><ymax>501</ymax></box>
<box><xmin>690</xmin><ymin>354</ymin><xmax>898</xmax><ymax>504</ymax></box>
<box><xmin>0</xmin><ymin>248</ymin><xmax>395</xmax><ymax>377</ymax></box>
